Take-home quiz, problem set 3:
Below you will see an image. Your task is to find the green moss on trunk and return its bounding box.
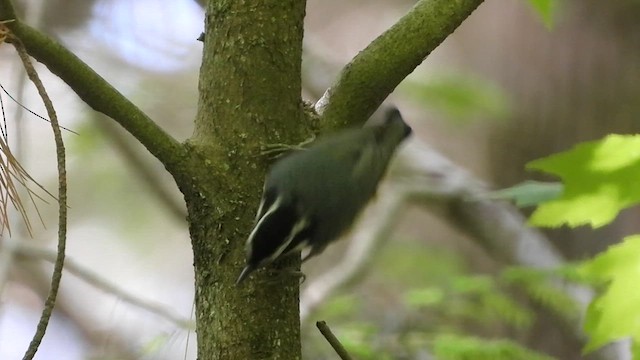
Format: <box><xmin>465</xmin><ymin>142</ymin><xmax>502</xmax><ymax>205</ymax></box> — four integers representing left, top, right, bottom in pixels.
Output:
<box><xmin>186</xmin><ymin>0</ymin><xmax>306</xmax><ymax>359</ymax></box>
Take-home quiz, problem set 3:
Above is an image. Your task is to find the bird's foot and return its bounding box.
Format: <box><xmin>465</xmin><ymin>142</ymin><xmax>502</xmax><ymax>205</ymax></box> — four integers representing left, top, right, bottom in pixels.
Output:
<box><xmin>260</xmin><ymin>134</ymin><xmax>316</xmax><ymax>159</ymax></box>
<box><xmin>265</xmin><ymin>269</ymin><xmax>307</xmax><ymax>285</ymax></box>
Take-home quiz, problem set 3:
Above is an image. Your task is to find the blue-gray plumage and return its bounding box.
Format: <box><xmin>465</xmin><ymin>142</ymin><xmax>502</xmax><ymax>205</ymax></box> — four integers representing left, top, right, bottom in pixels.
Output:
<box><xmin>236</xmin><ymin>107</ymin><xmax>412</xmax><ymax>284</ymax></box>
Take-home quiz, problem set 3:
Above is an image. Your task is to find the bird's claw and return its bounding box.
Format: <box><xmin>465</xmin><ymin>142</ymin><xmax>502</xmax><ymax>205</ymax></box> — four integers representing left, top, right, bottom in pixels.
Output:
<box><xmin>264</xmin><ymin>269</ymin><xmax>307</xmax><ymax>285</ymax></box>
<box><xmin>260</xmin><ymin>134</ymin><xmax>316</xmax><ymax>159</ymax></box>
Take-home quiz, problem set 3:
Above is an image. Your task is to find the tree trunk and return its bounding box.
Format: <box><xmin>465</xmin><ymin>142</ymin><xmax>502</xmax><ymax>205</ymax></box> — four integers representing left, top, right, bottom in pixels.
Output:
<box><xmin>185</xmin><ymin>0</ymin><xmax>307</xmax><ymax>359</ymax></box>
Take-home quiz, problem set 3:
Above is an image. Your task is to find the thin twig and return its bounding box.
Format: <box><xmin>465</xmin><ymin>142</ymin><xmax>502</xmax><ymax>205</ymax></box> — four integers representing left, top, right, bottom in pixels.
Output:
<box><xmin>11</xmin><ymin>34</ymin><xmax>67</xmax><ymax>360</ymax></box>
<box><xmin>15</xmin><ymin>243</ymin><xmax>194</xmax><ymax>329</ymax></box>
<box><xmin>316</xmin><ymin>321</ymin><xmax>353</xmax><ymax>360</ymax></box>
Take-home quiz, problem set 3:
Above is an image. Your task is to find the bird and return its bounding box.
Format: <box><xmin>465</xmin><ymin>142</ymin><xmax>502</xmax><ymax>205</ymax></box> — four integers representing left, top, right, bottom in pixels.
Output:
<box><xmin>236</xmin><ymin>107</ymin><xmax>412</xmax><ymax>284</ymax></box>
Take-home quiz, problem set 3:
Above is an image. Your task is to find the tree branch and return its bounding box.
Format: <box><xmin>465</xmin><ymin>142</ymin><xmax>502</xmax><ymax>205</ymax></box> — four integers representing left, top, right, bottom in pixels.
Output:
<box><xmin>13</xmin><ymin>258</ymin><xmax>142</xmax><ymax>359</ymax></box>
<box><xmin>316</xmin><ymin>321</ymin><xmax>353</xmax><ymax>360</ymax></box>
<box><xmin>0</xmin><ymin>0</ymin><xmax>188</xmax><ymax>175</ymax></box>
<box><xmin>15</xmin><ymin>242</ymin><xmax>194</xmax><ymax>330</ymax></box>
<box><xmin>11</xmin><ymin>34</ymin><xmax>67</xmax><ymax>360</ymax></box>
<box><xmin>315</xmin><ymin>0</ymin><xmax>484</xmax><ymax>128</ymax></box>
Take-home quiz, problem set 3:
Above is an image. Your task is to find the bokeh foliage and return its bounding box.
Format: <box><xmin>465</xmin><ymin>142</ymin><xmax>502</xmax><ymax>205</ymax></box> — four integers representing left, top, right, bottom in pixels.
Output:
<box><xmin>529</xmin><ymin>134</ymin><xmax>640</xmax><ymax>355</ymax></box>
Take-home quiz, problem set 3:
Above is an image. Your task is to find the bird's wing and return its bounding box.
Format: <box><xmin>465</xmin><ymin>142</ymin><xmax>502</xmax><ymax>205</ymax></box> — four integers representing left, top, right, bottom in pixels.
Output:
<box><xmin>350</xmin><ymin>134</ymin><xmax>378</xmax><ymax>181</ymax></box>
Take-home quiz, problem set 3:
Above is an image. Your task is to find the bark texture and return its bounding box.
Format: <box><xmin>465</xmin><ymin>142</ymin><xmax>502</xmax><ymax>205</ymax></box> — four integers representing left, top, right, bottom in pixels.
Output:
<box><xmin>185</xmin><ymin>1</ymin><xmax>307</xmax><ymax>359</ymax></box>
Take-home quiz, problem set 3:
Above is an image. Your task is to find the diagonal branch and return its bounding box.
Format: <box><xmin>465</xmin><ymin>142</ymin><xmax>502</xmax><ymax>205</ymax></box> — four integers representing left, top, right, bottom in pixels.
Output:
<box><xmin>316</xmin><ymin>321</ymin><xmax>354</xmax><ymax>360</ymax></box>
<box><xmin>316</xmin><ymin>0</ymin><xmax>485</xmax><ymax>128</ymax></box>
<box><xmin>0</xmin><ymin>0</ymin><xmax>188</xmax><ymax>175</ymax></box>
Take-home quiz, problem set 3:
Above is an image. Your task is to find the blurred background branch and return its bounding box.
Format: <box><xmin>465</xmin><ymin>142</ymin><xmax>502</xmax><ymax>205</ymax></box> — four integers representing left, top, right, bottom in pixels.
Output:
<box><xmin>15</xmin><ymin>242</ymin><xmax>194</xmax><ymax>329</ymax></box>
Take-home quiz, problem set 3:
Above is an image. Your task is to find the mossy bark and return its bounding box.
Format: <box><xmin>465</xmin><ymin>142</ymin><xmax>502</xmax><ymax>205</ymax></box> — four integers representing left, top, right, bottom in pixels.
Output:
<box><xmin>184</xmin><ymin>0</ymin><xmax>307</xmax><ymax>359</ymax></box>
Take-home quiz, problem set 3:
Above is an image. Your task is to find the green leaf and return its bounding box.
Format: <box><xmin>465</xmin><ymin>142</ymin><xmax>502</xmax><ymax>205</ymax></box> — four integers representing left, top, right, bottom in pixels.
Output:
<box><xmin>401</xmin><ymin>72</ymin><xmax>511</xmax><ymax>123</ymax></box>
<box><xmin>432</xmin><ymin>334</ymin><xmax>555</xmax><ymax>360</ymax></box>
<box><xmin>483</xmin><ymin>292</ymin><xmax>534</xmax><ymax>329</ymax></box>
<box><xmin>578</xmin><ymin>235</ymin><xmax>640</xmax><ymax>353</ymax></box>
<box><xmin>379</xmin><ymin>243</ymin><xmax>465</xmax><ymax>286</ymax></box>
<box><xmin>404</xmin><ymin>287</ymin><xmax>445</xmax><ymax>308</ymax></box>
<box><xmin>336</xmin><ymin>324</ymin><xmax>381</xmax><ymax>359</ymax></box>
<box><xmin>319</xmin><ymin>295</ymin><xmax>358</xmax><ymax>319</ymax></box>
<box><xmin>526</xmin><ymin>0</ymin><xmax>561</xmax><ymax>29</ymax></box>
<box><xmin>527</xmin><ymin>134</ymin><xmax>640</xmax><ymax>228</ymax></box>
<box><xmin>632</xmin><ymin>340</ymin><xmax>640</xmax><ymax>360</ymax></box>
<box><xmin>487</xmin><ymin>181</ymin><xmax>563</xmax><ymax>207</ymax></box>
<box><xmin>449</xmin><ymin>275</ymin><xmax>533</xmax><ymax>328</ymax></box>
<box><xmin>501</xmin><ymin>267</ymin><xmax>579</xmax><ymax>319</ymax></box>
<box><xmin>451</xmin><ymin>275</ymin><xmax>493</xmax><ymax>294</ymax></box>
